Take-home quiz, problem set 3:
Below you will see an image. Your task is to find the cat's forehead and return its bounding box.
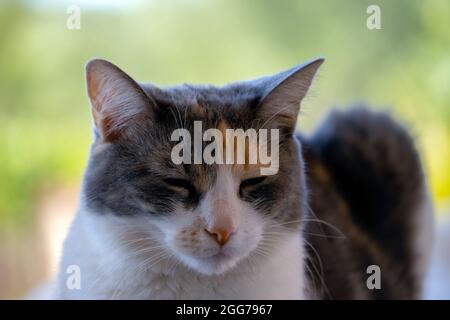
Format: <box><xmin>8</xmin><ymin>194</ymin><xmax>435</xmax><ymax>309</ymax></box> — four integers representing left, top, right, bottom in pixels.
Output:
<box><xmin>141</xmin><ymin>82</ymin><xmax>262</xmax><ymax>112</ymax></box>
<box><xmin>134</xmin><ymin>84</ymin><xmax>272</xmax><ymax>182</ymax></box>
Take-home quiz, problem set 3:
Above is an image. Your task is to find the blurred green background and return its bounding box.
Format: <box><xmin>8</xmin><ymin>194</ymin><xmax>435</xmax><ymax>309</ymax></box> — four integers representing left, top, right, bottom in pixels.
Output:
<box><xmin>0</xmin><ymin>0</ymin><xmax>449</xmax><ymax>298</ymax></box>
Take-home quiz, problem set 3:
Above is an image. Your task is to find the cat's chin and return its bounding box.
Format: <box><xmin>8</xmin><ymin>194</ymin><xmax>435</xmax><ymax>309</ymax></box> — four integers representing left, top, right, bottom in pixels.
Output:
<box><xmin>178</xmin><ymin>251</ymin><xmax>245</xmax><ymax>275</ymax></box>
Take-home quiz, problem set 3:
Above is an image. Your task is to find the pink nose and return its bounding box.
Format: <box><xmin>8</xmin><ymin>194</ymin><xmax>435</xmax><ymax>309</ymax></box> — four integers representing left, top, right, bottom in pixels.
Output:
<box><xmin>204</xmin><ymin>227</ymin><xmax>234</xmax><ymax>246</ymax></box>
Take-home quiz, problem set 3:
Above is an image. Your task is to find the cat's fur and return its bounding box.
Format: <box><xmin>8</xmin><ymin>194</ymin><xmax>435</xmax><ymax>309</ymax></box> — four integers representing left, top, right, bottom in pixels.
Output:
<box><xmin>301</xmin><ymin>109</ymin><xmax>433</xmax><ymax>299</ymax></box>
<box><xmin>56</xmin><ymin>58</ymin><xmax>432</xmax><ymax>299</ymax></box>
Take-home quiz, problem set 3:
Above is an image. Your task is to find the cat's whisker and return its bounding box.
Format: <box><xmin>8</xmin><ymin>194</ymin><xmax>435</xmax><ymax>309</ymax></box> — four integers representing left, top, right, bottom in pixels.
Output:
<box><xmin>109</xmin><ymin>250</ymin><xmax>173</xmax><ymax>299</ymax></box>
<box><xmin>266</xmin><ymin>218</ymin><xmax>345</xmax><ymax>238</ymax></box>
<box><xmin>259</xmin><ymin>103</ymin><xmax>296</xmax><ymax>130</ymax></box>
<box><xmin>263</xmin><ymin>223</ymin><xmax>346</xmax><ymax>240</ymax></box>
<box><xmin>119</xmin><ymin>237</ymin><xmax>161</xmax><ymax>246</ymax></box>
<box><xmin>303</xmin><ymin>232</ymin><xmax>346</xmax><ymax>239</ymax></box>
<box><xmin>167</xmin><ymin>256</ymin><xmax>183</xmax><ymax>275</ymax></box>
<box><xmin>302</xmin><ymin>238</ymin><xmax>332</xmax><ymax>299</ymax></box>
<box><xmin>302</xmin><ymin>238</ymin><xmax>324</xmax><ymax>279</ymax></box>
<box><xmin>305</xmin><ymin>204</ymin><xmax>331</xmax><ymax>239</ymax></box>
<box><xmin>303</xmin><ymin>260</ymin><xmax>321</xmax><ymax>295</ymax></box>
<box><xmin>168</xmin><ymin>104</ymin><xmax>182</xmax><ymax>132</ymax></box>
<box><xmin>127</xmin><ymin>245</ymin><xmax>168</xmax><ymax>257</ymax></box>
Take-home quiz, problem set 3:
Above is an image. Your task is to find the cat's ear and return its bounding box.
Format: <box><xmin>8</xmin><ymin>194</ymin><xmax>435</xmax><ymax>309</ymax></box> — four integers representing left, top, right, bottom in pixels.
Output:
<box><xmin>258</xmin><ymin>58</ymin><xmax>324</xmax><ymax>133</ymax></box>
<box><xmin>86</xmin><ymin>59</ymin><xmax>155</xmax><ymax>142</ymax></box>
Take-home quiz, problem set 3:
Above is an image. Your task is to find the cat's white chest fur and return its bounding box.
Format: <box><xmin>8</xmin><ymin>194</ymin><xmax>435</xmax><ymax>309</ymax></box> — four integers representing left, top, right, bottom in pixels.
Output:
<box><xmin>57</xmin><ymin>210</ymin><xmax>305</xmax><ymax>300</ymax></box>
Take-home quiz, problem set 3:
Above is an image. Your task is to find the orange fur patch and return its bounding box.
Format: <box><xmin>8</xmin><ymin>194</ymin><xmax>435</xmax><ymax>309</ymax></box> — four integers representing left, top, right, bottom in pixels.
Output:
<box><xmin>216</xmin><ymin>120</ymin><xmax>268</xmax><ymax>178</ymax></box>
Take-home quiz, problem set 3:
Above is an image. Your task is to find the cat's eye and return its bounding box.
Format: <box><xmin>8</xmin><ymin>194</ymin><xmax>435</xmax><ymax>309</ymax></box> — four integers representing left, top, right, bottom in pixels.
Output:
<box><xmin>239</xmin><ymin>176</ymin><xmax>266</xmax><ymax>193</ymax></box>
<box><xmin>163</xmin><ymin>178</ymin><xmax>197</xmax><ymax>195</ymax></box>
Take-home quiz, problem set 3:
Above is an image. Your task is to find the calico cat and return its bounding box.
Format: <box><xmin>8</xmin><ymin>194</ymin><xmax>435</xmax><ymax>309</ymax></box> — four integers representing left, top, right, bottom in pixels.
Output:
<box><xmin>56</xmin><ymin>58</ymin><xmax>432</xmax><ymax>299</ymax></box>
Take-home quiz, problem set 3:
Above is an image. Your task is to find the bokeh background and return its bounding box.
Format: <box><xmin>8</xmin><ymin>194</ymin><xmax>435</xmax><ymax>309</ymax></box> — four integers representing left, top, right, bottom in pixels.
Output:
<box><xmin>0</xmin><ymin>0</ymin><xmax>449</xmax><ymax>299</ymax></box>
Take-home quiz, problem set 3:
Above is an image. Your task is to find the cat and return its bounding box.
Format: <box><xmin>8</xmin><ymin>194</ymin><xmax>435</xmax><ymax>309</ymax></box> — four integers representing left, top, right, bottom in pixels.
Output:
<box><xmin>56</xmin><ymin>58</ymin><xmax>433</xmax><ymax>299</ymax></box>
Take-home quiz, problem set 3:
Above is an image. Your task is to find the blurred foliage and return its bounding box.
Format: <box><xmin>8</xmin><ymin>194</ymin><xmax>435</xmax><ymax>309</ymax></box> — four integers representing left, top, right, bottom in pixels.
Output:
<box><xmin>0</xmin><ymin>0</ymin><xmax>449</xmax><ymax>226</ymax></box>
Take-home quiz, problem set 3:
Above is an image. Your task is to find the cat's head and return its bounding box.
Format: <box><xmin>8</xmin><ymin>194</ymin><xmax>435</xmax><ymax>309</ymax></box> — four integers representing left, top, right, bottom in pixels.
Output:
<box><xmin>82</xmin><ymin>58</ymin><xmax>323</xmax><ymax>275</ymax></box>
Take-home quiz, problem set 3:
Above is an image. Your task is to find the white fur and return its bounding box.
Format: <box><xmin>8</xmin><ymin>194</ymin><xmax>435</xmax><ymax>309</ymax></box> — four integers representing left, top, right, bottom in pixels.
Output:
<box><xmin>56</xmin><ymin>167</ymin><xmax>305</xmax><ymax>299</ymax></box>
<box><xmin>424</xmin><ymin>215</ymin><xmax>450</xmax><ymax>299</ymax></box>
<box><xmin>413</xmin><ymin>186</ymin><xmax>435</xmax><ymax>298</ymax></box>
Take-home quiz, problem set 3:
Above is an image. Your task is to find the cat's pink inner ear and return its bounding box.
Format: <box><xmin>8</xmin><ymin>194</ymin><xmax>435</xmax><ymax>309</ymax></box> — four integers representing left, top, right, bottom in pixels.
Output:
<box><xmin>85</xmin><ymin>59</ymin><xmax>153</xmax><ymax>142</ymax></box>
<box><xmin>86</xmin><ymin>67</ymin><xmax>105</xmax><ymax>130</ymax></box>
<box><xmin>259</xmin><ymin>58</ymin><xmax>324</xmax><ymax>132</ymax></box>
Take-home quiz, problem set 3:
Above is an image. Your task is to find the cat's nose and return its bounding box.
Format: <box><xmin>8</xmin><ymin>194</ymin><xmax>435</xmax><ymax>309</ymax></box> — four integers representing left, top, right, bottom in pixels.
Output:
<box><xmin>202</xmin><ymin>197</ymin><xmax>238</xmax><ymax>246</ymax></box>
<box><xmin>204</xmin><ymin>227</ymin><xmax>235</xmax><ymax>246</ymax></box>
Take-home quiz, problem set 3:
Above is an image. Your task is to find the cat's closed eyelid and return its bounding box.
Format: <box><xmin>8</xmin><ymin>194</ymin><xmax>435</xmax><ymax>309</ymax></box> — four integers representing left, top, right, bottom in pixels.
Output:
<box><xmin>163</xmin><ymin>178</ymin><xmax>197</xmax><ymax>195</ymax></box>
<box><xmin>239</xmin><ymin>176</ymin><xmax>267</xmax><ymax>190</ymax></box>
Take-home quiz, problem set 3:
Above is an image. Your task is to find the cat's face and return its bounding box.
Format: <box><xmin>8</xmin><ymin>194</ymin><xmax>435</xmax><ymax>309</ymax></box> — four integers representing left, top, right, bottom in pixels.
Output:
<box><xmin>82</xmin><ymin>58</ymin><xmax>322</xmax><ymax>275</ymax></box>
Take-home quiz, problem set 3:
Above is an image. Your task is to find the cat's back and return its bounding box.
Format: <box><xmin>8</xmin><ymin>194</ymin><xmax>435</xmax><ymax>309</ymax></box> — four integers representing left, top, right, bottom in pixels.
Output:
<box><xmin>299</xmin><ymin>107</ymin><xmax>433</xmax><ymax>299</ymax></box>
